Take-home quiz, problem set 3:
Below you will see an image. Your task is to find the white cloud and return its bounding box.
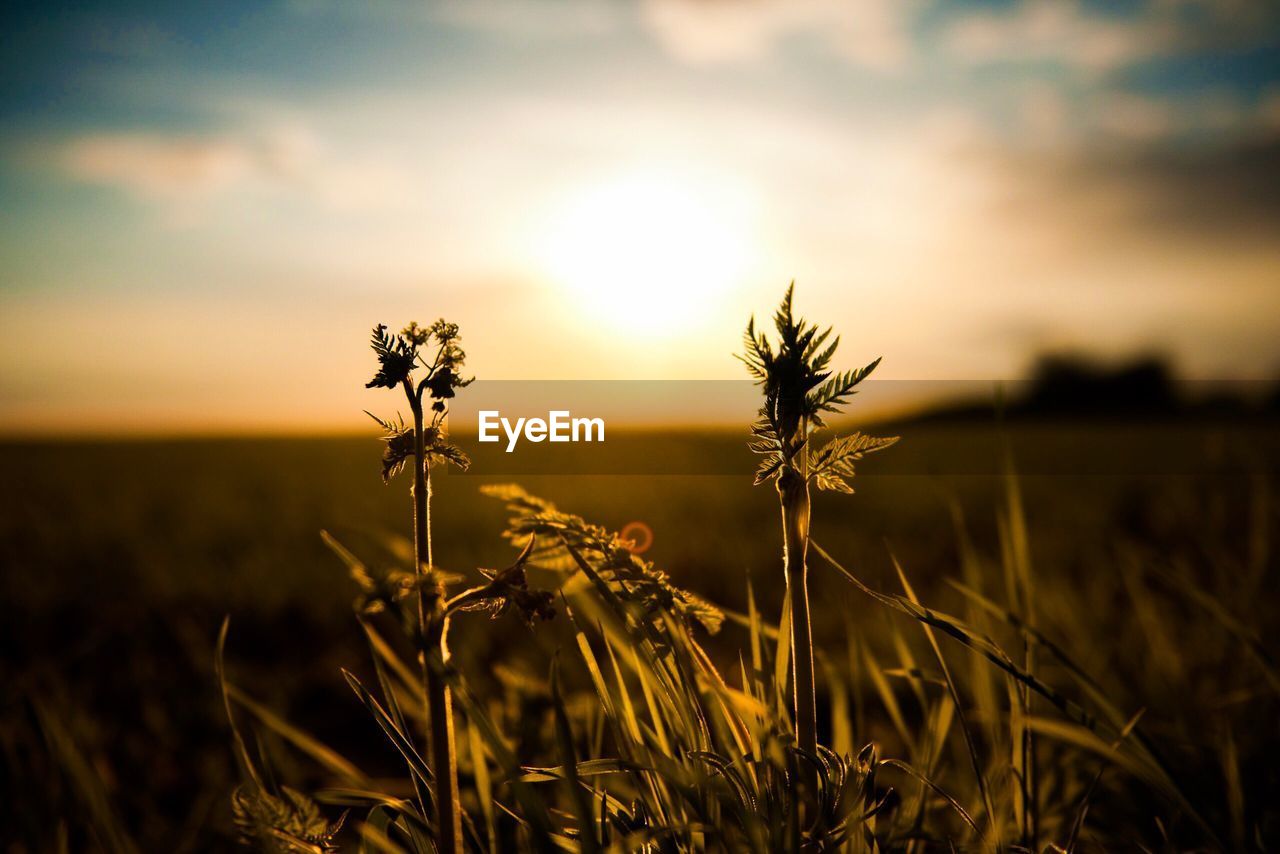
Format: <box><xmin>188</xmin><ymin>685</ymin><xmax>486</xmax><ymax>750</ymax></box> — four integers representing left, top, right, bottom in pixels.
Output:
<box><xmin>58</xmin><ymin>134</ymin><xmax>256</xmax><ymax>197</ymax></box>
<box><xmin>639</xmin><ymin>0</ymin><xmax>918</xmax><ymax>71</ymax></box>
<box><xmin>49</xmin><ymin>126</ymin><xmax>417</xmax><ymax>222</ymax></box>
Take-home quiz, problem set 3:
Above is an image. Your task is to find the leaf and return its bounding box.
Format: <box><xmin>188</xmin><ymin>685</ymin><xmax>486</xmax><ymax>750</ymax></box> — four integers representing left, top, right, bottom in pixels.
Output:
<box><xmin>518</xmin><ymin>758</ymin><xmax>639</xmax><ymax>783</ymax></box>
<box><xmin>226</xmin><ymin>684</ymin><xmax>369</xmax><ymax>787</ymax></box>
<box><xmin>807</xmin><ymin>358</ymin><xmax>882</xmax><ymax>417</ymax></box>
<box><xmin>753</xmin><ymin>455</ymin><xmax>784</xmax><ymax>486</ymax></box>
<box><xmin>809</xmin><ymin>432</ymin><xmax>899</xmax><ymax>493</ymax></box>
<box><xmin>231</xmin><ymin>785</ymin><xmax>347</xmax><ymax>853</ymax></box>
<box><xmin>890</xmin><ymin>554</ymin><xmax>994</xmax><ymax>846</ymax></box>
<box><xmin>811</xmin><ymin>541</ymin><xmax>1100</xmax><ymax>733</ymax></box>
<box><xmin>878</xmin><ymin>759</ymin><xmax>979</xmax><ymax>836</ymax></box>
<box><xmin>466</xmin><ymin>721</ymin><xmax>498</xmax><ymax>854</ymax></box>
<box><xmin>341</xmin><ymin>670</ymin><xmax>434</xmax><ymax>796</ymax></box>
<box><xmin>31</xmin><ymin>700</ymin><xmax>141</xmax><ymax>854</ymax></box>
<box><xmin>366</xmin><ymin>325</ymin><xmax>417</xmax><ymax>390</ymax></box>
<box><xmin>481</xmin><ymin>484</ymin><xmax>723</xmax><ymax>635</ymax></box>
<box><xmin>739</xmin><ymin>284</ymin><xmax>890</xmax><ymax>485</ymax></box>
<box><xmin>217</xmin><ymin>617</ymin><xmax>264</xmax><ymax>791</ymax></box>
<box><xmin>550</xmin><ymin>659</ymin><xmax>601</xmax><ymax>854</ymax></box>
<box><xmin>427</xmin><ymin>439</ymin><xmax>471</xmax><ymax>473</ymax></box>
<box><xmin>814</xmin><ymin>540</ymin><xmax>1222</xmax><ymax>847</ymax></box>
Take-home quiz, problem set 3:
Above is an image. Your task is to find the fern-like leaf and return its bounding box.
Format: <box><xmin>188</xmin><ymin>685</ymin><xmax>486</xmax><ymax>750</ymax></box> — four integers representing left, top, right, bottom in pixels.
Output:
<box><xmin>741</xmin><ymin>284</ymin><xmax>890</xmax><ymax>486</ymax></box>
<box><xmin>366</xmin><ymin>324</ymin><xmax>417</xmax><ymax>390</ymax></box>
<box><xmin>807</xmin><ymin>357</ymin><xmax>882</xmax><ymax>427</ymax></box>
<box><xmin>231</xmin><ymin>784</ymin><xmax>346</xmax><ymax>853</ymax></box>
<box><xmin>480</xmin><ymin>484</ymin><xmax>723</xmax><ymax>634</ymax></box>
<box><xmin>809</xmin><ymin>431</ymin><xmax>899</xmax><ymax>493</ymax></box>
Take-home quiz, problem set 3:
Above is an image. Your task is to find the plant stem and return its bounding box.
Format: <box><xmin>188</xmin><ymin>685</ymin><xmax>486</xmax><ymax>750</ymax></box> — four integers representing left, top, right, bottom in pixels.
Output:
<box><xmin>424</xmin><ymin>611</ymin><xmax>461</xmax><ymax>854</ymax></box>
<box><xmin>407</xmin><ymin>384</ymin><xmax>462</xmax><ymax>854</ymax></box>
<box><xmin>409</xmin><ymin>385</ymin><xmax>430</xmax><ymax>622</ymax></box>
<box><xmin>778</xmin><ymin>445</ymin><xmax>817</xmax><ymax>765</ymax></box>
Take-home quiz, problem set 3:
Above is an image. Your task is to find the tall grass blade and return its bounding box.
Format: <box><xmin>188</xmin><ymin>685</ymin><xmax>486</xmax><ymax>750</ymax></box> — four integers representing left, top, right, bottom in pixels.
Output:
<box><xmin>890</xmin><ymin>554</ymin><xmax>995</xmax><ymax>848</ymax></box>
<box><xmin>551</xmin><ymin>658</ymin><xmax>600</xmax><ymax>854</ymax></box>
<box><xmin>226</xmin><ymin>684</ymin><xmax>369</xmax><ymax>787</ymax></box>
<box><xmin>32</xmin><ymin>700</ymin><xmax>141</xmax><ymax>854</ymax></box>
<box><xmin>342</xmin><ymin>669</ymin><xmax>435</xmax><ymax>795</ymax></box>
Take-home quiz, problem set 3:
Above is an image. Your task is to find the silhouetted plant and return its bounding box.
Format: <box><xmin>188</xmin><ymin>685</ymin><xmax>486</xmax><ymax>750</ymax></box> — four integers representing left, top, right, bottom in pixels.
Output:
<box><xmin>205</xmin><ymin>298</ymin><xmax>1243</xmax><ymax>853</ymax></box>
<box><xmin>739</xmin><ymin>284</ymin><xmax>897</xmax><ymax>769</ymax></box>
<box><xmin>363</xmin><ymin>319</ymin><xmax>554</xmax><ymax>854</ymax></box>
<box><xmin>479</xmin><ymin>484</ymin><xmax>898</xmax><ymax>851</ymax></box>
<box><xmin>482</xmin><ymin>483</ymin><xmax>723</xmax><ymax>634</ymax></box>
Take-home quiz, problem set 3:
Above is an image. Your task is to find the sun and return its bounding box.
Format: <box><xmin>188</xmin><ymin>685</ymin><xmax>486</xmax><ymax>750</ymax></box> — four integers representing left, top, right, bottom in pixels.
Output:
<box><xmin>536</xmin><ymin>171</ymin><xmax>755</xmax><ymax>335</ymax></box>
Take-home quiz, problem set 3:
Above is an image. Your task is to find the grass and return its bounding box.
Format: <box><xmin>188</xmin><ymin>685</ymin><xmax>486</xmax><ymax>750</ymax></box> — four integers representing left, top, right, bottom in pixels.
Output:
<box><xmin>2</xmin><ymin>378</ymin><xmax>1278</xmax><ymax>846</ymax></box>
<box><xmin>209</xmin><ymin>294</ymin><xmax>1279</xmax><ymax>851</ymax></box>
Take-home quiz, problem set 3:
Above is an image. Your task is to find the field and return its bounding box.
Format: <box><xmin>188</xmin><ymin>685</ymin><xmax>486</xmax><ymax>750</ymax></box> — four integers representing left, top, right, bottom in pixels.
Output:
<box><xmin>3</xmin><ymin>419</ymin><xmax>1278</xmax><ymax>850</ymax></box>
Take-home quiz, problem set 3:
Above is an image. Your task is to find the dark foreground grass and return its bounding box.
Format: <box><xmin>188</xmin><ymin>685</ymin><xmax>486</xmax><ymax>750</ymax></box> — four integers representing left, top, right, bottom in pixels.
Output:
<box><xmin>2</xmin><ymin>421</ymin><xmax>1278</xmax><ymax>850</ymax></box>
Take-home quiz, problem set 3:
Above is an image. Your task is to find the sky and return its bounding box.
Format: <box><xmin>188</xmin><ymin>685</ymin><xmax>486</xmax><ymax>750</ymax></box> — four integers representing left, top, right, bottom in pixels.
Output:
<box><xmin>1</xmin><ymin>0</ymin><xmax>1278</xmax><ymax>434</ymax></box>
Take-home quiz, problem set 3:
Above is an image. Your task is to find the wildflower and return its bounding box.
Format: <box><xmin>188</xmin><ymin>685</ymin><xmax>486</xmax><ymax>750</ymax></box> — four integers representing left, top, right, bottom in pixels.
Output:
<box><xmin>424</xmin><ymin>366</ymin><xmax>461</xmax><ymax>399</ymax></box>
<box><xmin>363</xmin><ymin>316</ymin><xmax>540</xmax><ymax>854</ymax></box>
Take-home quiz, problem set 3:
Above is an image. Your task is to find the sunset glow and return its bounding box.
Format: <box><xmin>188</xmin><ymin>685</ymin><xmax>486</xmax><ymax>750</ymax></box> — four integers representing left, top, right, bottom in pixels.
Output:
<box><xmin>1</xmin><ymin>1</ymin><xmax>1278</xmax><ymax>433</ymax></box>
<box><xmin>536</xmin><ymin>172</ymin><xmax>755</xmax><ymax>336</ymax></box>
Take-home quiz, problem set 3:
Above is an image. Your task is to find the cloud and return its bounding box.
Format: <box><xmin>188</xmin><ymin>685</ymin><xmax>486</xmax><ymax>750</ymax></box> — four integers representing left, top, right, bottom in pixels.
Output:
<box><xmin>83</xmin><ymin>20</ymin><xmax>183</xmax><ymax>60</ymax></box>
<box><xmin>942</xmin><ymin>0</ymin><xmax>1173</xmax><ymax>73</ymax></box>
<box><xmin>831</xmin><ymin>124</ymin><xmax>1280</xmax><ymax>379</ymax></box>
<box><xmin>635</xmin><ymin>0</ymin><xmax>1266</xmax><ymax>77</ymax></box>
<box><xmin>57</xmin><ymin>133</ymin><xmax>256</xmax><ymax>198</ymax></box>
<box><xmin>428</xmin><ymin>0</ymin><xmax>623</xmax><ymax>40</ymax></box>
<box><xmin>948</xmin><ymin>129</ymin><xmax>1280</xmax><ymax>273</ymax></box>
<box><xmin>285</xmin><ymin>0</ymin><xmax>627</xmax><ymax>42</ymax></box>
<box><xmin>999</xmin><ymin>74</ymin><xmax>1276</xmax><ymax>151</ymax></box>
<box><xmin>638</xmin><ymin>0</ymin><xmax>918</xmax><ymax>71</ymax></box>
<box><xmin>1095</xmin><ymin>92</ymin><xmax>1180</xmax><ymax>141</ymax></box>
<box><xmin>47</xmin><ymin>126</ymin><xmax>416</xmax><ymax>221</ymax></box>
<box><xmin>1261</xmin><ymin>87</ymin><xmax>1280</xmax><ymax>131</ymax></box>
<box><xmin>940</xmin><ymin>0</ymin><xmax>1280</xmax><ymax>78</ymax></box>
<box><xmin>1072</xmin><ymin>87</ymin><xmax>1273</xmax><ymax>146</ymax></box>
